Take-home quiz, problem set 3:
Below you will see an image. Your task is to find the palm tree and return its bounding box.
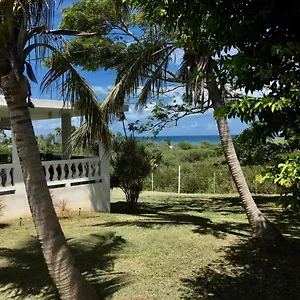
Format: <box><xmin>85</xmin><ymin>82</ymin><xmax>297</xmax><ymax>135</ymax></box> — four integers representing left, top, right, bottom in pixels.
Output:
<box><xmin>74</xmin><ymin>25</ymin><xmax>282</xmax><ymax>240</ymax></box>
<box><xmin>206</xmin><ymin>65</ymin><xmax>283</xmax><ymax>240</ymax></box>
<box><xmin>0</xmin><ymin>1</ymin><xmax>111</xmax><ymax>298</ymax></box>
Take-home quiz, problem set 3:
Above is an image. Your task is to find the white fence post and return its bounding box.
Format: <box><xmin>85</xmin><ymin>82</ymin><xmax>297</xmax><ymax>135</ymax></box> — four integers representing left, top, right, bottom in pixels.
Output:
<box><xmin>178</xmin><ymin>165</ymin><xmax>181</xmax><ymax>194</ymax></box>
<box><xmin>151</xmin><ymin>172</ymin><xmax>154</xmax><ymax>191</ymax></box>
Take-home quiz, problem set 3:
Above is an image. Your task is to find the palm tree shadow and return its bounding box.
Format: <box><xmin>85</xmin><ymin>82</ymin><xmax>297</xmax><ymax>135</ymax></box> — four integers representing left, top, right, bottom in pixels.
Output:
<box><xmin>181</xmin><ymin>238</ymin><xmax>300</xmax><ymax>300</ymax></box>
<box><xmin>109</xmin><ymin>199</ymin><xmax>251</xmax><ymax>239</ymax></box>
<box><xmin>0</xmin><ymin>232</ymin><xmax>129</xmax><ymax>299</ymax></box>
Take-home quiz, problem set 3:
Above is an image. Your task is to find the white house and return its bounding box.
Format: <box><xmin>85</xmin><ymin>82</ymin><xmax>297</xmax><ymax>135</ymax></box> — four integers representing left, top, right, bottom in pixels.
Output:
<box><xmin>0</xmin><ymin>97</ymin><xmax>110</xmax><ymax>220</ymax></box>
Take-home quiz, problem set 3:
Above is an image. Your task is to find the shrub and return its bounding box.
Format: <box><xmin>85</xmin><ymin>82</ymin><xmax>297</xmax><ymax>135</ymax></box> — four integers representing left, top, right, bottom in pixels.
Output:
<box><xmin>53</xmin><ymin>199</ymin><xmax>71</xmax><ymax>219</ymax></box>
<box><xmin>181</xmin><ymin>173</ymin><xmax>211</xmax><ymax>193</ymax></box>
<box><xmin>258</xmin><ymin>156</ymin><xmax>300</xmax><ymax>209</ymax></box>
<box><xmin>177</xmin><ymin>141</ymin><xmax>194</xmax><ymax>150</ymax></box>
<box><xmin>111</xmin><ymin>136</ymin><xmax>152</xmax><ymax>208</ymax></box>
<box><xmin>233</xmin><ymin>124</ymin><xmax>285</xmax><ymax>166</ymax></box>
<box><xmin>150</xmin><ymin>167</ymin><xmax>178</xmax><ymax>192</ymax></box>
<box><xmin>181</xmin><ymin>149</ymin><xmax>203</xmax><ymax>162</ymax></box>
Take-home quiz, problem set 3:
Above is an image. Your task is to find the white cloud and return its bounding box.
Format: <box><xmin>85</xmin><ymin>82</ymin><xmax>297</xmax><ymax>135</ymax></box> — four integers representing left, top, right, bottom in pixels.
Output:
<box><xmin>124</xmin><ymin>109</ymin><xmax>152</xmax><ymax>122</ymax></box>
<box><xmin>33</xmin><ymin>117</ymin><xmax>82</xmax><ymax>136</ymax></box>
<box><xmin>92</xmin><ymin>85</ymin><xmax>111</xmax><ymax>95</ymax></box>
<box><xmin>233</xmin><ymin>87</ymin><xmax>272</xmax><ymax>98</ymax></box>
<box><xmin>33</xmin><ymin>119</ymin><xmax>61</xmax><ymax>135</ymax></box>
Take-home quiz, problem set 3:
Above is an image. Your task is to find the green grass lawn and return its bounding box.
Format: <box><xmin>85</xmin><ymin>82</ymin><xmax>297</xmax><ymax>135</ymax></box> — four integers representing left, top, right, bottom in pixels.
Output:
<box><xmin>0</xmin><ymin>190</ymin><xmax>300</xmax><ymax>300</ymax></box>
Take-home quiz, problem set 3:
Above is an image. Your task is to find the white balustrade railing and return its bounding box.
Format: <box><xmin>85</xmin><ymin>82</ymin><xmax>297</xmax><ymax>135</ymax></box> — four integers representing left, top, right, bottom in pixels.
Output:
<box><xmin>0</xmin><ymin>163</ymin><xmax>15</xmax><ymax>192</ymax></box>
<box><xmin>42</xmin><ymin>157</ymin><xmax>101</xmax><ymax>187</ymax></box>
<box><xmin>0</xmin><ymin>157</ymin><xmax>101</xmax><ymax>192</ymax></box>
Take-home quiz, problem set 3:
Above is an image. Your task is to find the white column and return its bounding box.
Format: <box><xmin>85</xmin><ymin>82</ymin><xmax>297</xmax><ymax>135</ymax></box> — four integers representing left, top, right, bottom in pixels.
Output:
<box><xmin>61</xmin><ymin>111</ymin><xmax>72</xmax><ymax>160</ymax></box>
<box><xmin>98</xmin><ymin>144</ymin><xmax>110</xmax><ymax>211</ymax></box>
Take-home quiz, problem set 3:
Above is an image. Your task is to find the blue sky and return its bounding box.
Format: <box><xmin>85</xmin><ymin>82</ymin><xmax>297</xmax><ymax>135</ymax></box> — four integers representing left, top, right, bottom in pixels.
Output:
<box><xmin>31</xmin><ymin>1</ymin><xmax>248</xmax><ymax>137</ymax></box>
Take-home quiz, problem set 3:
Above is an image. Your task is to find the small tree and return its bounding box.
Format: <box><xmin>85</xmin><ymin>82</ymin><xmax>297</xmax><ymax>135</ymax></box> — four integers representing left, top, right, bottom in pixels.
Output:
<box><xmin>111</xmin><ymin>136</ymin><xmax>151</xmax><ymax>209</ymax></box>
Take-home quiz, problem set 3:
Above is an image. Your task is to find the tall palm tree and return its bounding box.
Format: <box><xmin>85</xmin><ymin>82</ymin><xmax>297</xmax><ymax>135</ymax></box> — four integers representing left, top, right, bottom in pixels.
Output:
<box><xmin>75</xmin><ymin>29</ymin><xmax>282</xmax><ymax>240</ymax></box>
<box><xmin>206</xmin><ymin>64</ymin><xmax>283</xmax><ymax>240</ymax></box>
<box><xmin>0</xmin><ymin>1</ymin><xmax>111</xmax><ymax>298</ymax></box>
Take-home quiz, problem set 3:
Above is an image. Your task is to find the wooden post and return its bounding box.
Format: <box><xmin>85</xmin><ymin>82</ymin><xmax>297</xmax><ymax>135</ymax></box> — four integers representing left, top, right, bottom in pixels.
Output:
<box><xmin>178</xmin><ymin>166</ymin><xmax>181</xmax><ymax>194</ymax></box>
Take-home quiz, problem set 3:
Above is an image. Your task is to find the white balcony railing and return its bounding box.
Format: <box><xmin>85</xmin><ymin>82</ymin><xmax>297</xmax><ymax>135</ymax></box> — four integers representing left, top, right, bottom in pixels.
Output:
<box><xmin>0</xmin><ymin>157</ymin><xmax>101</xmax><ymax>192</ymax></box>
<box><xmin>42</xmin><ymin>157</ymin><xmax>102</xmax><ymax>187</ymax></box>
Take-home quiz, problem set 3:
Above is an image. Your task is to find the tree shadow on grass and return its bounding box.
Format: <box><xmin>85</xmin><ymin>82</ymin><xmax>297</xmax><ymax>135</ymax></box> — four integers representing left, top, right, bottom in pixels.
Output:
<box><xmin>106</xmin><ymin>200</ymin><xmax>251</xmax><ymax>239</ymax></box>
<box><xmin>0</xmin><ymin>232</ymin><xmax>129</xmax><ymax>299</ymax></box>
<box><xmin>111</xmin><ymin>194</ymin><xmax>299</xmax><ymax>237</ymax></box>
<box><xmin>110</xmin><ymin>195</ymin><xmax>250</xmax><ymax>216</ymax></box>
<box><xmin>0</xmin><ymin>223</ymin><xmax>10</xmax><ymax>229</ymax></box>
<box><xmin>181</xmin><ymin>238</ymin><xmax>300</xmax><ymax>300</ymax></box>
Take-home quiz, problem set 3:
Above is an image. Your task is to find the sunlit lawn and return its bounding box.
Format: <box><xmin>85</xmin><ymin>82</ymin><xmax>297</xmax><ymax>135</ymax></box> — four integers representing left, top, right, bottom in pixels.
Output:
<box><xmin>0</xmin><ymin>190</ymin><xmax>299</xmax><ymax>299</ymax></box>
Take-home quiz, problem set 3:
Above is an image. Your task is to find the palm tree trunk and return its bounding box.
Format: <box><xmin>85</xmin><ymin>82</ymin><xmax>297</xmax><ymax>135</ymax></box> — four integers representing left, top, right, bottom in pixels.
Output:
<box><xmin>207</xmin><ymin>74</ymin><xmax>283</xmax><ymax>241</ymax></box>
<box><xmin>1</xmin><ymin>73</ymin><xmax>98</xmax><ymax>299</ymax></box>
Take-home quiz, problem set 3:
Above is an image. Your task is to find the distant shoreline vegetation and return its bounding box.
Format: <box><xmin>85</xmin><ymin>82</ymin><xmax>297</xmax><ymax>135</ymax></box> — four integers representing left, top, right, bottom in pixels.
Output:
<box><xmin>136</xmin><ymin>135</ymin><xmax>237</xmax><ymax>145</ymax></box>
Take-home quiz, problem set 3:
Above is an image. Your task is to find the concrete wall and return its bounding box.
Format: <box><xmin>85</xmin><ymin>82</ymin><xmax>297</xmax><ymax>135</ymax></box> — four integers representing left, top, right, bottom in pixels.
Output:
<box><xmin>0</xmin><ymin>182</ymin><xmax>110</xmax><ymax>221</ymax></box>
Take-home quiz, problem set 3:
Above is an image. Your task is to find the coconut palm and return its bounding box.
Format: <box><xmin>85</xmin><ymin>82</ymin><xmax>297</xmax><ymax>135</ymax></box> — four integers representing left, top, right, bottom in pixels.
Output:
<box><xmin>206</xmin><ymin>63</ymin><xmax>283</xmax><ymax>240</ymax></box>
<box><xmin>0</xmin><ymin>1</ymin><xmax>111</xmax><ymax>298</ymax></box>
<box><xmin>74</xmin><ymin>24</ymin><xmax>282</xmax><ymax>240</ymax></box>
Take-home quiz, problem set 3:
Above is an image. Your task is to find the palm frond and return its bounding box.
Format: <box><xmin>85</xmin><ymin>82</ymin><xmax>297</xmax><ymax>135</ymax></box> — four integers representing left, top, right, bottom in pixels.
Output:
<box><xmin>137</xmin><ymin>46</ymin><xmax>175</xmax><ymax>108</ymax></box>
<box><xmin>101</xmin><ymin>40</ymin><xmax>175</xmax><ymax>115</ymax></box>
<box><xmin>71</xmin><ymin>121</ymin><xmax>112</xmax><ymax>153</ymax></box>
<box><xmin>28</xmin><ymin>0</ymin><xmax>56</xmax><ymax>29</ymax></box>
<box><xmin>41</xmin><ymin>53</ymin><xmax>112</xmax><ymax>150</ymax></box>
<box><xmin>178</xmin><ymin>51</ymin><xmax>209</xmax><ymax>106</ymax></box>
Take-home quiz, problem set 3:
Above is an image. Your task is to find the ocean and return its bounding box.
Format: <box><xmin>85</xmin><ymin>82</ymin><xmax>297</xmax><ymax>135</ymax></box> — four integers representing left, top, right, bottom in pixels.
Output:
<box><xmin>136</xmin><ymin>135</ymin><xmax>226</xmax><ymax>144</ymax></box>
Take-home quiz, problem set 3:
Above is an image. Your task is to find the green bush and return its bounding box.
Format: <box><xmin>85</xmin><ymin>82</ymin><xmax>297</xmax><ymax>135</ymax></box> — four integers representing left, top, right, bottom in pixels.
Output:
<box><xmin>111</xmin><ymin>137</ymin><xmax>152</xmax><ymax>207</ymax></box>
<box><xmin>181</xmin><ymin>149</ymin><xmax>204</xmax><ymax>163</ymax></box>
<box><xmin>144</xmin><ymin>167</ymin><xmax>178</xmax><ymax>192</ymax></box>
<box><xmin>177</xmin><ymin>141</ymin><xmax>194</xmax><ymax>150</ymax></box>
<box><xmin>181</xmin><ymin>173</ymin><xmax>211</xmax><ymax>193</ymax></box>
<box><xmin>258</xmin><ymin>156</ymin><xmax>300</xmax><ymax>209</ymax></box>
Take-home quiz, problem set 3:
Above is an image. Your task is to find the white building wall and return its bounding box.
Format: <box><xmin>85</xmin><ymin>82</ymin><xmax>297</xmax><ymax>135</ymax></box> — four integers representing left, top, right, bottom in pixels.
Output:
<box><xmin>0</xmin><ymin>136</ymin><xmax>110</xmax><ymax>221</ymax></box>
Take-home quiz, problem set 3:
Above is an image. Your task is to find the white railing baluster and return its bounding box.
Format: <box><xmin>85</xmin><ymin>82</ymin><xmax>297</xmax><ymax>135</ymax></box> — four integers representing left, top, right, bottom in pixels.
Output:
<box><xmin>91</xmin><ymin>162</ymin><xmax>95</xmax><ymax>177</ymax></box>
<box><xmin>9</xmin><ymin>168</ymin><xmax>14</xmax><ymax>186</ymax></box>
<box><xmin>4</xmin><ymin>168</ymin><xmax>11</xmax><ymax>187</ymax></box>
<box><xmin>40</xmin><ymin>157</ymin><xmax>102</xmax><ymax>187</ymax></box>
<box><xmin>45</xmin><ymin>165</ymin><xmax>51</xmax><ymax>182</ymax></box>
